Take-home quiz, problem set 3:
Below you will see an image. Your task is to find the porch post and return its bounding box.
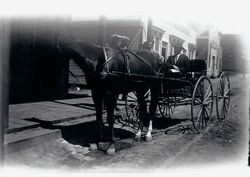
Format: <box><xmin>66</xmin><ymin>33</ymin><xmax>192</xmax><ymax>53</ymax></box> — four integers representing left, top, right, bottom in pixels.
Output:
<box><xmin>0</xmin><ymin>18</ymin><xmax>10</xmax><ymax>166</ymax></box>
<box><xmin>147</xmin><ymin>17</ymin><xmax>153</xmax><ymax>42</ymax></box>
<box><xmin>98</xmin><ymin>15</ymin><xmax>107</xmax><ymax>46</ymax></box>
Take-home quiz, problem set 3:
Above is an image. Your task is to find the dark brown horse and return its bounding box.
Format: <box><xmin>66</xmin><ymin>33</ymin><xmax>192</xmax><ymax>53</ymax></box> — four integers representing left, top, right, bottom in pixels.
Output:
<box><xmin>57</xmin><ymin>37</ymin><xmax>163</xmax><ymax>155</ymax></box>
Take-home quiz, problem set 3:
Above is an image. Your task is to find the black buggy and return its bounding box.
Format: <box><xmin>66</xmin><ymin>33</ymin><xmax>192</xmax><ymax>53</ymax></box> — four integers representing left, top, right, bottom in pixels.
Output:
<box><xmin>123</xmin><ymin>59</ymin><xmax>230</xmax><ymax>133</ymax></box>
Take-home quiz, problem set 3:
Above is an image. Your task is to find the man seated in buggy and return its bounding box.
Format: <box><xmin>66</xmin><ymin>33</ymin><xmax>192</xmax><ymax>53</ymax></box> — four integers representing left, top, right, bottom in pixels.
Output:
<box><xmin>165</xmin><ymin>46</ymin><xmax>190</xmax><ymax>74</ymax></box>
<box><xmin>161</xmin><ymin>46</ymin><xmax>191</xmax><ymax>93</ymax></box>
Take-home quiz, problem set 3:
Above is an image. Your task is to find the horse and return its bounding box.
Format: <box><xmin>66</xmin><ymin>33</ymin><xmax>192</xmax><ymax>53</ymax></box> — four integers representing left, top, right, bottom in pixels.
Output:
<box><xmin>57</xmin><ymin>37</ymin><xmax>163</xmax><ymax>155</ymax></box>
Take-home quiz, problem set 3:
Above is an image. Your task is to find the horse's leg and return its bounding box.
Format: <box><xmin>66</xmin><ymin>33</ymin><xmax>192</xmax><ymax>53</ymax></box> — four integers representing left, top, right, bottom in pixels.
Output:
<box><xmin>135</xmin><ymin>90</ymin><xmax>147</xmax><ymax>140</ymax></box>
<box><xmin>91</xmin><ymin>90</ymin><xmax>104</xmax><ymax>150</ymax></box>
<box><xmin>104</xmin><ymin>91</ymin><xmax>117</xmax><ymax>155</ymax></box>
<box><xmin>146</xmin><ymin>85</ymin><xmax>159</xmax><ymax>141</ymax></box>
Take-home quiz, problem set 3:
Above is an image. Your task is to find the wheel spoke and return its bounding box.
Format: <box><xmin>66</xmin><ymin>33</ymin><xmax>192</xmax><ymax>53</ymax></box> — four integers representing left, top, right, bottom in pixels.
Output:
<box><xmin>204</xmin><ymin>107</ymin><xmax>209</xmax><ymax>119</ymax></box>
<box><xmin>204</xmin><ymin>105</ymin><xmax>212</xmax><ymax>119</ymax></box>
<box><xmin>223</xmin><ymin>100</ymin><xmax>229</xmax><ymax>118</ymax></box>
<box><xmin>198</xmin><ymin>112</ymin><xmax>203</xmax><ymax>129</ymax></box>
<box><xmin>224</xmin><ymin>89</ymin><xmax>230</xmax><ymax>96</ymax></box>
<box><xmin>196</xmin><ymin>84</ymin><xmax>203</xmax><ymax>97</ymax></box>
<box><xmin>195</xmin><ymin>108</ymin><xmax>203</xmax><ymax>123</ymax></box>
<box><xmin>204</xmin><ymin>90</ymin><xmax>213</xmax><ymax>101</ymax></box>
<box><xmin>205</xmin><ymin>105</ymin><xmax>212</xmax><ymax>112</ymax></box>
<box><xmin>225</xmin><ymin>99</ymin><xmax>230</xmax><ymax>108</ymax></box>
<box><xmin>204</xmin><ymin>99</ymin><xmax>213</xmax><ymax>105</ymax></box>
<box><xmin>223</xmin><ymin>101</ymin><xmax>228</xmax><ymax>113</ymax></box>
<box><xmin>204</xmin><ymin>85</ymin><xmax>211</xmax><ymax>99</ymax></box>
<box><xmin>202</xmin><ymin>111</ymin><xmax>207</xmax><ymax>128</ymax></box>
<box><xmin>127</xmin><ymin>95</ymin><xmax>136</xmax><ymax>100</ymax></box>
<box><xmin>223</xmin><ymin>82</ymin><xmax>229</xmax><ymax>93</ymax></box>
<box><xmin>193</xmin><ymin>103</ymin><xmax>203</xmax><ymax>110</ymax></box>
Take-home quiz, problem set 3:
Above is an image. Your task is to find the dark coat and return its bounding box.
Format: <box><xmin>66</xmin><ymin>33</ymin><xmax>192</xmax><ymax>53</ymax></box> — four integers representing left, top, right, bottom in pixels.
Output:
<box><xmin>166</xmin><ymin>54</ymin><xmax>190</xmax><ymax>72</ymax></box>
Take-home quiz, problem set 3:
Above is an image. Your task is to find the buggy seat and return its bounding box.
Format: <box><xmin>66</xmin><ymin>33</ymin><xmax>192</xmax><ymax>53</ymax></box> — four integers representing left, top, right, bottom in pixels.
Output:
<box><xmin>188</xmin><ymin>59</ymin><xmax>206</xmax><ymax>72</ymax></box>
<box><xmin>162</xmin><ymin>59</ymin><xmax>207</xmax><ymax>91</ymax></box>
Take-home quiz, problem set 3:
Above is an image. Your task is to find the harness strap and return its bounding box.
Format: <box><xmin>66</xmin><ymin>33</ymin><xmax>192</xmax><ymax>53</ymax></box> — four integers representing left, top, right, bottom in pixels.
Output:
<box><xmin>102</xmin><ymin>47</ymin><xmax>160</xmax><ymax>77</ymax></box>
<box><xmin>125</xmin><ymin>50</ymin><xmax>160</xmax><ymax>76</ymax></box>
<box><xmin>102</xmin><ymin>47</ymin><xmax>109</xmax><ymax>73</ymax></box>
<box><xmin>102</xmin><ymin>48</ymin><xmax>120</xmax><ymax>73</ymax></box>
<box><xmin>102</xmin><ymin>47</ymin><xmax>130</xmax><ymax>74</ymax></box>
<box><xmin>119</xmin><ymin>48</ymin><xmax>131</xmax><ymax>75</ymax></box>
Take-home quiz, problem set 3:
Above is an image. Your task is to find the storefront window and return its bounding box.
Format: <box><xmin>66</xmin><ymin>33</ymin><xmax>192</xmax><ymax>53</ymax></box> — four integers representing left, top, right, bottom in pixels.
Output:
<box><xmin>155</xmin><ymin>36</ymin><xmax>160</xmax><ymax>52</ymax></box>
<box><xmin>189</xmin><ymin>50</ymin><xmax>193</xmax><ymax>59</ymax></box>
<box><xmin>161</xmin><ymin>41</ymin><xmax>168</xmax><ymax>59</ymax></box>
<box><xmin>216</xmin><ymin>56</ymin><xmax>218</xmax><ymax>69</ymax></box>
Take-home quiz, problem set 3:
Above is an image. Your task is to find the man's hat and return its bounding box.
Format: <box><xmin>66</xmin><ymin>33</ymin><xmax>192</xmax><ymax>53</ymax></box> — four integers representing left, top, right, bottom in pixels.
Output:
<box><xmin>181</xmin><ymin>47</ymin><xmax>187</xmax><ymax>52</ymax></box>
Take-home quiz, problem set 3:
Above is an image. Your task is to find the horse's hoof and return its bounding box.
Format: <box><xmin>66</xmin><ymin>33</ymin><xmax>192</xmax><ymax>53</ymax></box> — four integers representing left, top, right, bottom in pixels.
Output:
<box><xmin>106</xmin><ymin>145</ymin><xmax>116</xmax><ymax>155</ymax></box>
<box><xmin>145</xmin><ymin>136</ymin><xmax>152</xmax><ymax>142</ymax></box>
<box><xmin>134</xmin><ymin>135</ymin><xmax>142</xmax><ymax>142</ymax></box>
<box><xmin>89</xmin><ymin>143</ymin><xmax>98</xmax><ymax>151</ymax></box>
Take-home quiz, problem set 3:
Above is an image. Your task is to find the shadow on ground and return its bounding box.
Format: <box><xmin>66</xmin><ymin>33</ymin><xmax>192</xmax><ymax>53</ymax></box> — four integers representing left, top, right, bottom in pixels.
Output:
<box><xmin>51</xmin><ymin>100</ymin><xmax>96</xmax><ymax>111</ymax></box>
<box><xmin>25</xmin><ymin>117</ymin><xmax>134</xmax><ymax>145</ymax></box>
<box><xmin>25</xmin><ymin>116</ymin><xmax>188</xmax><ymax>152</ymax></box>
<box><xmin>153</xmin><ymin>117</ymin><xmax>187</xmax><ymax>130</ymax></box>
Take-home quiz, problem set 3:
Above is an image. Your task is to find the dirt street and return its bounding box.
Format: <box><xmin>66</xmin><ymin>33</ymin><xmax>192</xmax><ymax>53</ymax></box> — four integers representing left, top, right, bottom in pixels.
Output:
<box><xmin>4</xmin><ymin>73</ymin><xmax>249</xmax><ymax>172</ymax></box>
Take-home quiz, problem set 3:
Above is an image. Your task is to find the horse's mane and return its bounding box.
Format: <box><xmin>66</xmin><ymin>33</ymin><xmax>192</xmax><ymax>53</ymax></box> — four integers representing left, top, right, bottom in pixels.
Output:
<box><xmin>57</xmin><ymin>35</ymin><xmax>105</xmax><ymax>59</ymax></box>
<box><xmin>58</xmin><ymin>35</ymin><xmax>101</xmax><ymax>47</ymax></box>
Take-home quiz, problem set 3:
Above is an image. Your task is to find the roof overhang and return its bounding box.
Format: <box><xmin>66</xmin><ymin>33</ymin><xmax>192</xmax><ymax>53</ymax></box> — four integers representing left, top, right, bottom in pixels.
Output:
<box><xmin>169</xmin><ymin>34</ymin><xmax>184</xmax><ymax>47</ymax></box>
<box><xmin>188</xmin><ymin>43</ymin><xmax>197</xmax><ymax>50</ymax></box>
<box><xmin>152</xmin><ymin>25</ymin><xmax>165</xmax><ymax>33</ymax></box>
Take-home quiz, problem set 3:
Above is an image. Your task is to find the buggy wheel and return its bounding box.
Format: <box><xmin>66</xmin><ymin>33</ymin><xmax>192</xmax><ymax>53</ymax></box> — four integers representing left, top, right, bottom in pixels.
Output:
<box><xmin>157</xmin><ymin>97</ymin><xmax>175</xmax><ymax>118</ymax></box>
<box><xmin>191</xmin><ymin>76</ymin><xmax>213</xmax><ymax>133</ymax></box>
<box><xmin>124</xmin><ymin>90</ymin><xmax>151</xmax><ymax>126</ymax></box>
<box><xmin>216</xmin><ymin>72</ymin><xmax>230</xmax><ymax>120</ymax></box>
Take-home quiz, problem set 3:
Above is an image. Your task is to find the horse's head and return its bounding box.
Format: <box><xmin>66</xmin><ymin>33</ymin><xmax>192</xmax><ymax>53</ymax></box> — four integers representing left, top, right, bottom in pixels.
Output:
<box><xmin>56</xmin><ymin>36</ymin><xmax>80</xmax><ymax>57</ymax></box>
<box><xmin>109</xmin><ymin>34</ymin><xmax>130</xmax><ymax>49</ymax></box>
<box><xmin>56</xmin><ymin>36</ymin><xmax>107</xmax><ymax>78</ymax></box>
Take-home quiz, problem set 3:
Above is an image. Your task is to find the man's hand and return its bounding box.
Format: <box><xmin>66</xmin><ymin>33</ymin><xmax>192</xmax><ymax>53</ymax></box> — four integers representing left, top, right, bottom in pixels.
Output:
<box><xmin>173</xmin><ymin>65</ymin><xmax>180</xmax><ymax>71</ymax></box>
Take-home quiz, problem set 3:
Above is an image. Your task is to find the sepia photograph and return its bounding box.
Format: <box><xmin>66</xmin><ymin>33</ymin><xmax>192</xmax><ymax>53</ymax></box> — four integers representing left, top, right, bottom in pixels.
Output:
<box><xmin>0</xmin><ymin>0</ymin><xmax>249</xmax><ymax>176</ymax></box>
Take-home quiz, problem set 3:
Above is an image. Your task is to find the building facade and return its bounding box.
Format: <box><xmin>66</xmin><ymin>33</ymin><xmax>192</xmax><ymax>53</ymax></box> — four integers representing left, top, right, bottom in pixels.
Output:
<box><xmin>221</xmin><ymin>34</ymin><xmax>247</xmax><ymax>73</ymax></box>
<box><xmin>195</xmin><ymin>25</ymin><xmax>223</xmax><ymax>77</ymax></box>
<box><xmin>7</xmin><ymin>16</ymin><xmax>230</xmax><ymax>104</ymax></box>
<box><xmin>149</xmin><ymin>18</ymin><xmax>197</xmax><ymax>60</ymax></box>
<box><xmin>67</xmin><ymin>16</ymin><xmax>198</xmax><ymax>87</ymax></box>
<box><xmin>9</xmin><ymin>17</ymin><xmax>70</xmax><ymax>103</ymax></box>
<box><xmin>66</xmin><ymin>16</ymin><xmax>145</xmax><ymax>87</ymax></box>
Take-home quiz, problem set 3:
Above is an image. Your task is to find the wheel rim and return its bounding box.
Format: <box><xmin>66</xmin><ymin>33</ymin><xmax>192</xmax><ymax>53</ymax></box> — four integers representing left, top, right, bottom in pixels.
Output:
<box><xmin>191</xmin><ymin>76</ymin><xmax>213</xmax><ymax>133</ymax></box>
<box><xmin>216</xmin><ymin>72</ymin><xmax>230</xmax><ymax>120</ymax></box>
